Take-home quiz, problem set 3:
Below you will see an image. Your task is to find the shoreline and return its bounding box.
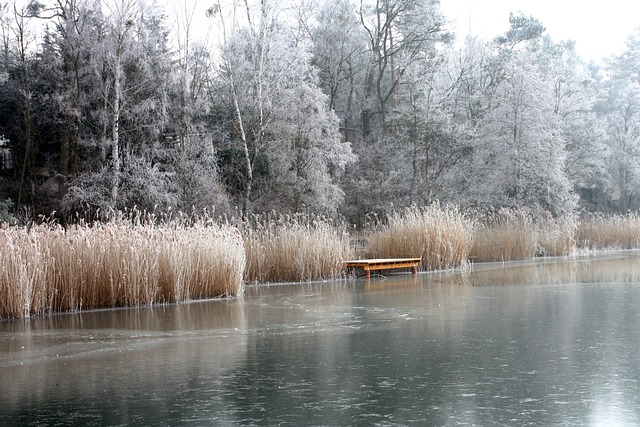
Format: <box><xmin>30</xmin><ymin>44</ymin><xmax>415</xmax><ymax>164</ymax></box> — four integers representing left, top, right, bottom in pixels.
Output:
<box><xmin>5</xmin><ymin>249</ymin><xmax>640</xmax><ymax>322</ymax></box>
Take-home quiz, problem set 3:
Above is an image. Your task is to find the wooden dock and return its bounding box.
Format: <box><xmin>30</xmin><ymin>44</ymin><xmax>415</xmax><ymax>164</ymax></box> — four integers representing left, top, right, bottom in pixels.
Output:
<box><xmin>343</xmin><ymin>258</ymin><xmax>421</xmax><ymax>278</ymax></box>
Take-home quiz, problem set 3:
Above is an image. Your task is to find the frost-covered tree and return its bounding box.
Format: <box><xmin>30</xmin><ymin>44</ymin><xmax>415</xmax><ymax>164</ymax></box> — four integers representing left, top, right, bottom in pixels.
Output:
<box><xmin>357</xmin><ymin>0</ymin><xmax>448</xmax><ymax>135</ymax></box>
<box><xmin>212</xmin><ymin>0</ymin><xmax>355</xmax><ymax>215</ymax></box>
<box><xmin>469</xmin><ymin>52</ymin><xmax>577</xmax><ymax>218</ymax></box>
<box><xmin>266</xmin><ymin>83</ymin><xmax>355</xmax><ymax>213</ymax></box>
<box><xmin>31</xmin><ymin>0</ymin><xmax>103</xmax><ymax>206</ymax></box>
<box><xmin>397</xmin><ymin>37</ymin><xmax>493</xmax><ymax>206</ymax></box>
<box><xmin>312</xmin><ymin>0</ymin><xmax>365</xmax><ymax>142</ymax></box>
<box><xmin>593</xmin><ymin>31</ymin><xmax>640</xmax><ymax>212</ymax></box>
<box><xmin>447</xmin><ymin>16</ymin><xmax>578</xmax><ymax>220</ymax></box>
<box><xmin>600</xmin><ymin>77</ymin><xmax>640</xmax><ymax>211</ymax></box>
<box><xmin>102</xmin><ymin>0</ymin><xmax>136</xmax><ymax>205</ymax></box>
<box><xmin>537</xmin><ymin>37</ymin><xmax>609</xmax><ymax>210</ymax></box>
<box><xmin>316</xmin><ymin>0</ymin><xmax>451</xmax><ymax>221</ymax></box>
<box><xmin>0</xmin><ymin>1</ymin><xmax>39</xmax><ymax>209</ymax></box>
<box><xmin>61</xmin><ymin>0</ymin><xmax>192</xmax><ymax>213</ymax></box>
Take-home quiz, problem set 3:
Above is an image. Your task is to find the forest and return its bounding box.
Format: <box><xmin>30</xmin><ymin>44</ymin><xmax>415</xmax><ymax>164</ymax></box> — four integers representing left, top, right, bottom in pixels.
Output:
<box><xmin>1</xmin><ymin>0</ymin><xmax>639</xmax><ymax>225</ymax></box>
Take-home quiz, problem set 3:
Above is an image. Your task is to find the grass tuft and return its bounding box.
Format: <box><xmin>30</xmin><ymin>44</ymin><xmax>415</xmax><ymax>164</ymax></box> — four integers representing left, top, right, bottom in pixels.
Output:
<box><xmin>238</xmin><ymin>213</ymin><xmax>352</xmax><ymax>283</ymax></box>
<box><xmin>576</xmin><ymin>213</ymin><xmax>640</xmax><ymax>250</ymax></box>
<box><xmin>537</xmin><ymin>219</ymin><xmax>576</xmax><ymax>256</ymax></box>
<box><xmin>365</xmin><ymin>204</ymin><xmax>474</xmax><ymax>270</ymax></box>
<box><xmin>470</xmin><ymin>208</ymin><xmax>537</xmax><ymax>262</ymax></box>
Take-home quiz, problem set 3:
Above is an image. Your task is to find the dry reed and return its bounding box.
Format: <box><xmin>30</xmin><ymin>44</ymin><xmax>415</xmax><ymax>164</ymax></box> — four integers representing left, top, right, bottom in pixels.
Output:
<box><xmin>239</xmin><ymin>213</ymin><xmax>352</xmax><ymax>283</ymax></box>
<box><xmin>8</xmin><ymin>202</ymin><xmax>640</xmax><ymax>320</ymax></box>
<box><xmin>537</xmin><ymin>220</ymin><xmax>576</xmax><ymax>256</ymax></box>
<box><xmin>470</xmin><ymin>208</ymin><xmax>538</xmax><ymax>262</ymax></box>
<box><xmin>365</xmin><ymin>204</ymin><xmax>474</xmax><ymax>270</ymax></box>
<box><xmin>576</xmin><ymin>213</ymin><xmax>640</xmax><ymax>250</ymax></box>
<box><xmin>0</xmin><ymin>216</ymin><xmax>245</xmax><ymax>319</ymax></box>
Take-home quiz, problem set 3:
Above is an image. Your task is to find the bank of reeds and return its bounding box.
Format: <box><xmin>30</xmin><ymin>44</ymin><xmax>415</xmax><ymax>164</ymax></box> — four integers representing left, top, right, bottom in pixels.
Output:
<box><xmin>239</xmin><ymin>213</ymin><xmax>352</xmax><ymax>283</ymax></box>
<box><xmin>7</xmin><ymin>202</ymin><xmax>640</xmax><ymax>320</ymax></box>
<box><xmin>537</xmin><ymin>220</ymin><xmax>575</xmax><ymax>256</ymax></box>
<box><xmin>576</xmin><ymin>213</ymin><xmax>640</xmax><ymax>249</ymax></box>
<box><xmin>0</xmin><ymin>216</ymin><xmax>245</xmax><ymax>319</ymax></box>
<box><xmin>365</xmin><ymin>204</ymin><xmax>474</xmax><ymax>270</ymax></box>
<box><xmin>470</xmin><ymin>208</ymin><xmax>538</xmax><ymax>262</ymax></box>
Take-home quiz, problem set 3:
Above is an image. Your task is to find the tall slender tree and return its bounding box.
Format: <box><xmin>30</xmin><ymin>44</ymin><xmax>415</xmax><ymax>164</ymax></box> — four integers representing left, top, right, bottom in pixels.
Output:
<box><xmin>212</xmin><ymin>0</ymin><xmax>354</xmax><ymax>215</ymax></box>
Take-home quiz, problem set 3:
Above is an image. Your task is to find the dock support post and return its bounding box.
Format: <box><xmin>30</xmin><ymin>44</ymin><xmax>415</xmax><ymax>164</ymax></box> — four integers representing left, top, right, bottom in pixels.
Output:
<box><xmin>412</xmin><ymin>266</ymin><xmax>417</xmax><ymax>275</ymax></box>
<box><xmin>365</xmin><ymin>269</ymin><xmax>371</xmax><ymax>278</ymax></box>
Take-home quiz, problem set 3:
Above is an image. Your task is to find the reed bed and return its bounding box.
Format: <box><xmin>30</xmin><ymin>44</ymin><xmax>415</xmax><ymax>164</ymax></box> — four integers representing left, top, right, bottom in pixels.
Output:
<box><xmin>239</xmin><ymin>213</ymin><xmax>352</xmax><ymax>283</ymax></box>
<box><xmin>537</xmin><ymin>220</ymin><xmax>576</xmax><ymax>256</ymax></box>
<box><xmin>7</xmin><ymin>201</ymin><xmax>640</xmax><ymax>320</ymax></box>
<box><xmin>470</xmin><ymin>208</ymin><xmax>538</xmax><ymax>262</ymax></box>
<box><xmin>576</xmin><ymin>213</ymin><xmax>640</xmax><ymax>250</ymax></box>
<box><xmin>0</xmin><ymin>218</ymin><xmax>245</xmax><ymax>319</ymax></box>
<box><xmin>365</xmin><ymin>204</ymin><xmax>474</xmax><ymax>270</ymax></box>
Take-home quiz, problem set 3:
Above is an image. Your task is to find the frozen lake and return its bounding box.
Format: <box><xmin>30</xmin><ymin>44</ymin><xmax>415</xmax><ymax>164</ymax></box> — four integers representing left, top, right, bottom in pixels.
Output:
<box><xmin>2</xmin><ymin>252</ymin><xmax>640</xmax><ymax>425</ymax></box>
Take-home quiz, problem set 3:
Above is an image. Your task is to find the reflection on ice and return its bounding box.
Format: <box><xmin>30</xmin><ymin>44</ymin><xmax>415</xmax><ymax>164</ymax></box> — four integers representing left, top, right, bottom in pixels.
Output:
<box><xmin>0</xmin><ymin>301</ymin><xmax>249</xmax><ymax>425</ymax></box>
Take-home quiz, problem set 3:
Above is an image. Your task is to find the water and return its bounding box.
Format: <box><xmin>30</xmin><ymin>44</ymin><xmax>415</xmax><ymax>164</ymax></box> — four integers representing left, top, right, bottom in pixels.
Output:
<box><xmin>2</xmin><ymin>252</ymin><xmax>640</xmax><ymax>426</ymax></box>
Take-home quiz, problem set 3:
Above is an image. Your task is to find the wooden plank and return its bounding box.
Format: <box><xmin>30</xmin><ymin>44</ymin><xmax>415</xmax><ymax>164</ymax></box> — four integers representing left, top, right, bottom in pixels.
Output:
<box><xmin>361</xmin><ymin>262</ymin><xmax>419</xmax><ymax>271</ymax></box>
<box><xmin>343</xmin><ymin>258</ymin><xmax>421</xmax><ymax>268</ymax></box>
<box><xmin>343</xmin><ymin>258</ymin><xmax>421</xmax><ymax>278</ymax></box>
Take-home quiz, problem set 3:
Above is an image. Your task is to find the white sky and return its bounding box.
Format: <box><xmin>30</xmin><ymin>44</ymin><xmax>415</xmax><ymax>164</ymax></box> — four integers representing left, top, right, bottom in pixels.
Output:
<box><xmin>166</xmin><ymin>0</ymin><xmax>639</xmax><ymax>63</ymax></box>
<box><xmin>440</xmin><ymin>0</ymin><xmax>640</xmax><ymax>62</ymax></box>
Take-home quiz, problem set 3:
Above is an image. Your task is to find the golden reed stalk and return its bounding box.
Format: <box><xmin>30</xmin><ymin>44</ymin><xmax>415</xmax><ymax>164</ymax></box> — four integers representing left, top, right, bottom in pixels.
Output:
<box><xmin>0</xmin><ymin>219</ymin><xmax>245</xmax><ymax>319</ymax></box>
<box><xmin>365</xmin><ymin>204</ymin><xmax>474</xmax><ymax>270</ymax></box>
<box><xmin>470</xmin><ymin>208</ymin><xmax>537</xmax><ymax>262</ymax></box>
<box><xmin>4</xmin><ymin>205</ymin><xmax>640</xmax><ymax>319</ymax></box>
<box><xmin>239</xmin><ymin>213</ymin><xmax>352</xmax><ymax>283</ymax></box>
<box><xmin>576</xmin><ymin>213</ymin><xmax>640</xmax><ymax>250</ymax></box>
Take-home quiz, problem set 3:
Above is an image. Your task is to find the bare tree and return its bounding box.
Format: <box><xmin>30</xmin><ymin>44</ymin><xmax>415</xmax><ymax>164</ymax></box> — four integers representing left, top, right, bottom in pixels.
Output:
<box><xmin>7</xmin><ymin>1</ymin><xmax>37</xmax><ymax>208</ymax></box>
<box><xmin>358</xmin><ymin>0</ymin><xmax>447</xmax><ymax>135</ymax></box>
<box><xmin>101</xmin><ymin>0</ymin><xmax>139</xmax><ymax>206</ymax></box>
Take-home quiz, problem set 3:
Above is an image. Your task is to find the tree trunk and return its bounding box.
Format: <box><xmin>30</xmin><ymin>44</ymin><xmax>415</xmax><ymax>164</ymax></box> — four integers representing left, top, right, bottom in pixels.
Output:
<box><xmin>231</xmin><ymin>79</ymin><xmax>253</xmax><ymax>216</ymax></box>
<box><xmin>111</xmin><ymin>50</ymin><xmax>122</xmax><ymax>207</ymax></box>
<box><xmin>58</xmin><ymin>115</ymin><xmax>71</xmax><ymax>199</ymax></box>
<box><xmin>16</xmin><ymin>19</ymin><xmax>35</xmax><ymax>210</ymax></box>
